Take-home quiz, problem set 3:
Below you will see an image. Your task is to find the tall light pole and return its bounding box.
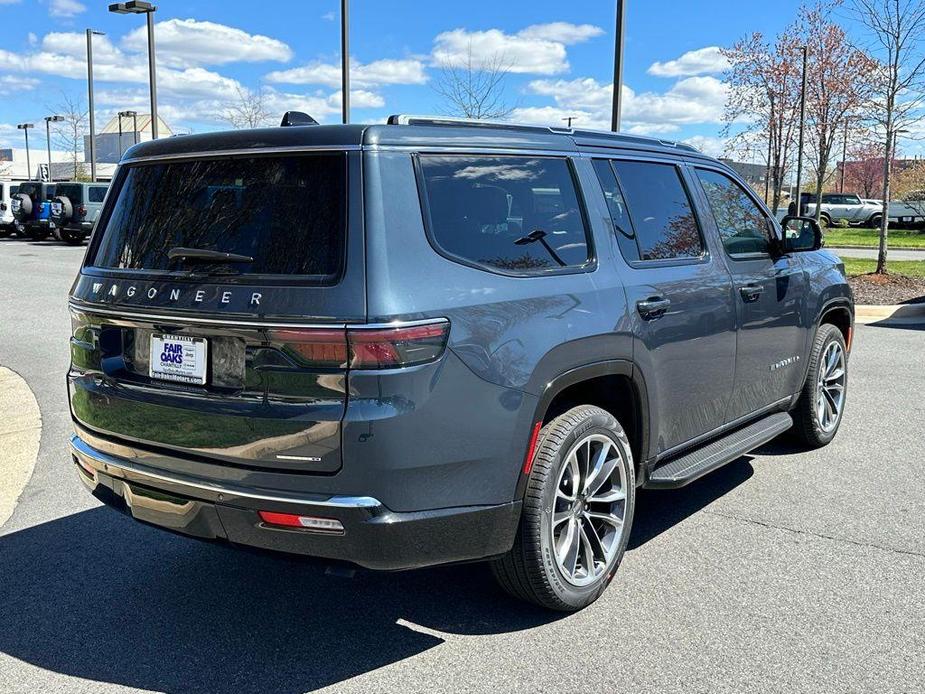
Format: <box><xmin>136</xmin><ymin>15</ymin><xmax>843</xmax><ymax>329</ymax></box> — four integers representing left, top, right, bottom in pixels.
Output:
<box><xmin>340</xmin><ymin>0</ymin><xmax>349</xmax><ymax>124</ymax></box>
<box><xmin>611</xmin><ymin>0</ymin><xmax>625</xmax><ymax>132</ymax></box>
<box><xmin>109</xmin><ymin>2</ymin><xmax>158</xmax><ymax>139</ymax></box>
<box><xmin>17</xmin><ymin>124</ymin><xmax>34</xmax><ymax>180</ymax></box>
<box><xmin>44</xmin><ymin>115</ymin><xmax>64</xmax><ymax>181</ymax></box>
<box><xmin>86</xmin><ymin>29</ymin><xmax>105</xmax><ymax>183</ymax></box>
<box><xmin>794</xmin><ymin>45</ymin><xmax>808</xmax><ymax>215</ymax></box>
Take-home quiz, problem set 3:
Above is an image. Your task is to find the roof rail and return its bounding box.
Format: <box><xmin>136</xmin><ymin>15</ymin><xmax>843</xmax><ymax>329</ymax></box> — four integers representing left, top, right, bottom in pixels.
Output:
<box><xmin>386</xmin><ymin>114</ymin><xmax>699</xmax><ymax>152</ymax></box>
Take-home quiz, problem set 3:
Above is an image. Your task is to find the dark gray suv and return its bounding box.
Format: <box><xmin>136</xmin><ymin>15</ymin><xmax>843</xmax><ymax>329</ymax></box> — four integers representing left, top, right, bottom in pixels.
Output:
<box><xmin>67</xmin><ymin>116</ymin><xmax>853</xmax><ymax>611</ymax></box>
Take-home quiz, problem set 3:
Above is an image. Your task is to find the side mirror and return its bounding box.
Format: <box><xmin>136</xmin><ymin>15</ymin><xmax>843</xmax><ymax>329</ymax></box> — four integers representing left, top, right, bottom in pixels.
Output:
<box><xmin>779</xmin><ymin>216</ymin><xmax>823</xmax><ymax>253</ymax></box>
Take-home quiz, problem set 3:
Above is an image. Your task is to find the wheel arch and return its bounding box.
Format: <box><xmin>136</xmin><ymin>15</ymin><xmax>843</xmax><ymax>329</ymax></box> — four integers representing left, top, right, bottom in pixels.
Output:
<box><xmin>515</xmin><ymin>360</ymin><xmax>651</xmax><ymax>499</ymax></box>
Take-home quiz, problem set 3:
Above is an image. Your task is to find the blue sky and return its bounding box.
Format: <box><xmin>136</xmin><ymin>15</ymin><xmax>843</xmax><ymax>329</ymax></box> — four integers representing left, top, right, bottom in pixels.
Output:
<box><xmin>0</xmin><ymin>0</ymin><xmax>819</xmax><ymax>157</ymax></box>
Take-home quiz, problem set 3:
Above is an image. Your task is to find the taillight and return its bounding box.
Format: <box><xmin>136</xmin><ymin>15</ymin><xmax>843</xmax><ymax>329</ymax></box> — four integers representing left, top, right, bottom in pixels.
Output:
<box><xmin>267</xmin><ymin>320</ymin><xmax>449</xmax><ymax>370</ymax></box>
<box><xmin>78</xmin><ymin>205</ymin><xmax>87</xmax><ymax>218</ymax></box>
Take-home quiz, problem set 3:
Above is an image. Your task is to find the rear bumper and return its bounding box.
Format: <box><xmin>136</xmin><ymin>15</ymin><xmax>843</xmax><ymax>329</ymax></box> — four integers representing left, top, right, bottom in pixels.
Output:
<box><xmin>69</xmin><ymin>433</ymin><xmax>520</xmax><ymax>570</ymax></box>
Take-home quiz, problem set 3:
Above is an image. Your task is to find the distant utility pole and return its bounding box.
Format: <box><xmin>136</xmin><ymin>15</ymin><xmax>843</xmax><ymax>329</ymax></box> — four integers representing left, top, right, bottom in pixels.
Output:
<box><xmin>794</xmin><ymin>45</ymin><xmax>808</xmax><ymax>214</ymax></box>
<box><xmin>341</xmin><ymin>0</ymin><xmax>350</xmax><ymax>124</ymax></box>
<box><xmin>562</xmin><ymin>116</ymin><xmax>577</xmax><ymax>128</ymax></box>
<box><xmin>611</xmin><ymin>0</ymin><xmax>625</xmax><ymax>132</ymax></box>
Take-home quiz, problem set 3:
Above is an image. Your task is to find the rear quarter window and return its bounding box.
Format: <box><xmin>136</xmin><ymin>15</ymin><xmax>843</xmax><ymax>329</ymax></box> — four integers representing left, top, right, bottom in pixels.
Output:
<box><xmin>417</xmin><ymin>154</ymin><xmax>592</xmax><ymax>274</ymax></box>
<box><xmin>88</xmin><ymin>153</ymin><xmax>348</xmax><ymax>282</ymax></box>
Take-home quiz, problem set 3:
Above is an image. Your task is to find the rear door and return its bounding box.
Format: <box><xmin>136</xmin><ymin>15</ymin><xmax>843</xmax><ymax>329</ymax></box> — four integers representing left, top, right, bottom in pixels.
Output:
<box><xmin>691</xmin><ymin>166</ymin><xmax>808</xmax><ymax>422</ymax></box>
<box><xmin>69</xmin><ymin>150</ymin><xmax>364</xmax><ymax>473</ymax></box>
<box><xmin>593</xmin><ymin>157</ymin><xmax>737</xmax><ymax>454</ymax></box>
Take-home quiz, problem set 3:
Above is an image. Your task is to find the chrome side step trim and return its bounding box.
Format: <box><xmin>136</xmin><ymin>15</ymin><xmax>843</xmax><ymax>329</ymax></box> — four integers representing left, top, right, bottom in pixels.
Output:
<box><xmin>68</xmin><ymin>433</ymin><xmax>382</xmax><ymax>510</ymax></box>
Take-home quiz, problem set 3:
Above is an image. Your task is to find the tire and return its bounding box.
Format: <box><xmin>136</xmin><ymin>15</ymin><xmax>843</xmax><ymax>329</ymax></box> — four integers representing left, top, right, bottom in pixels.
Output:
<box><xmin>59</xmin><ymin>227</ymin><xmax>85</xmax><ymax>245</ymax></box>
<box><xmin>819</xmin><ymin>214</ymin><xmax>831</xmax><ymax>229</ymax></box>
<box><xmin>869</xmin><ymin>214</ymin><xmax>883</xmax><ymax>229</ymax></box>
<box><xmin>0</xmin><ymin>226</ymin><xmax>11</xmax><ymax>238</ymax></box>
<box><xmin>492</xmin><ymin>405</ymin><xmax>635</xmax><ymax>611</ymax></box>
<box><xmin>11</xmin><ymin>193</ymin><xmax>32</xmax><ymax>223</ymax></box>
<box><xmin>51</xmin><ymin>195</ymin><xmax>73</xmax><ymax>228</ymax></box>
<box><xmin>792</xmin><ymin>323</ymin><xmax>848</xmax><ymax>448</ymax></box>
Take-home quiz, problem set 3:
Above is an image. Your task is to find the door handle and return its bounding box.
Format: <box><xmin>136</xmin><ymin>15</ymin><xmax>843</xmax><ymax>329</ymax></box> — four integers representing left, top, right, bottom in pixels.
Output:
<box><xmin>739</xmin><ymin>284</ymin><xmax>764</xmax><ymax>303</ymax></box>
<box><xmin>637</xmin><ymin>297</ymin><xmax>671</xmax><ymax>320</ymax></box>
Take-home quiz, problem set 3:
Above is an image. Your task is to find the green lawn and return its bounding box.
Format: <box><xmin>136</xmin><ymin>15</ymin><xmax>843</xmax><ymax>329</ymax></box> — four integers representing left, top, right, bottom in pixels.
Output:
<box><xmin>825</xmin><ymin>227</ymin><xmax>925</xmax><ymax>249</ymax></box>
<box><xmin>841</xmin><ymin>258</ymin><xmax>925</xmax><ymax>278</ymax></box>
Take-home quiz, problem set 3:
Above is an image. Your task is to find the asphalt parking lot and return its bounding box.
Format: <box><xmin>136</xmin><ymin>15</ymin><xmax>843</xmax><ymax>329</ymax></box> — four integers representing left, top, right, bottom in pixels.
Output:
<box><xmin>0</xmin><ymin>238</ymin><xmax>923</xmax><ymax>694</ymax></box>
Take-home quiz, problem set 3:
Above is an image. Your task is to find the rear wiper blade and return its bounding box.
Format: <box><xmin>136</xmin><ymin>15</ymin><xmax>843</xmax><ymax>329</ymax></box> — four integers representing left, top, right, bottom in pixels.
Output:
<box><xmin>167</xmin><ymin>247</ymin><xmax>254</xmax><ymax>263</ymax></box>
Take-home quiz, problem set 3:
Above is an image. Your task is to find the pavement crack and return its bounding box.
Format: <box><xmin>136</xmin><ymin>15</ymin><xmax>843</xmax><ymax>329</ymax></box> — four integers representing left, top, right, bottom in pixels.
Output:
<box><xmin>704</xmin><ymin>509</ymin><xmax>925</xmax><ymax>560</ymax></box>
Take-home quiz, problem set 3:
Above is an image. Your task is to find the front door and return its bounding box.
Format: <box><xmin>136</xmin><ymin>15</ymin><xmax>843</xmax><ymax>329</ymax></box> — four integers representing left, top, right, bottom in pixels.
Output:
<box><xmin>692</xmin><ymin>167</ymin><xmax>809</xmax><ymax>423</ymax></box>
<box><xmin>593</xmin><ymin>158</ymin><xmax>737</xmax><ymax>455</ymax></box>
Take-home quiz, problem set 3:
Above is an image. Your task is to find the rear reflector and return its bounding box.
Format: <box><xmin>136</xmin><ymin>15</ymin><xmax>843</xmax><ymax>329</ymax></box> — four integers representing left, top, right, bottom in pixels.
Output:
<box><xmin>267</xmin><ymin>320</ymin><xmax>449</xmax><ymax>370</ymax></box>
<box><xmin>258</xmin><ymin>511</ymin><xmax>345</xmax><ymax>533</ymax></box>
<box><xmin>522</xmin><ymin>421</ymin><xmax>544</xmax><ymax>475</ymax></box>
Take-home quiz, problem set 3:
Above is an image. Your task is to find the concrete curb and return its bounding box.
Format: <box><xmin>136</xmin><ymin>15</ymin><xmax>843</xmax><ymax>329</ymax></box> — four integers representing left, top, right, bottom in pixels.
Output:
<box><xmin>829</xmin><ymin>245</ymin><xmax>925</xmax><ymax>253</ymax></box>
<box><xmin>0</xmin><ymin>366</ymin><xmax>41</xmax><ymax>528</ymax></box>
<box><xmin>855</xmin><ymin>303</ymin><xmax>925</xmax><ymax>325</ymax></box>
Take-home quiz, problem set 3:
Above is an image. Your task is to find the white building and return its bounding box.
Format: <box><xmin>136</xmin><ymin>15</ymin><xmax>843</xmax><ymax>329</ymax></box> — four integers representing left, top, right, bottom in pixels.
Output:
<box><xmin>85</xmin><ymin>113</ymin><xmax>173</xmax><ymax>164</ymax></box>
<box><xmin>0</xmin><ymin>147</ymin><xmax>116</xmax><ymax>182</ymax></box>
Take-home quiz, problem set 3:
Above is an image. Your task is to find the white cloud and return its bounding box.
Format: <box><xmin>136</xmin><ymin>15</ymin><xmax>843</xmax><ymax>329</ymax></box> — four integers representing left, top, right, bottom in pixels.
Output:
<box><xmin>267</xmin><ymin>58</ymin><xmax>427</xmax><ymax>88</ymax></box>
<box><xmin>517</xmin><ymin>22</ymin><xmax>604</xmax><ymax>44</ymax></box>
<box><xmin>648</xmin><ymin>46</ymin><xmax>728</xmax><ymax>78</ymax></box>
<box><xmin>681</xmin><ymin>135</ymin><xmax>729</xmax><ymax>157</ymax></box>
<box><xmin>321</xmin><ymin>11</ymin><xmax>336</xmax><ymax>21</ymax></box>
<box><xmin>49</xmin><ymin>0</ymin><xmax>86</xmax><ymax>18</ymax></box>
<box><xmin>0</xmin><ymin>75</ymin><xmax>39</xmax><ymax>95</ymax></box>
<box><xmin>121</xmin><ymin>19</ymin><xmax>293</xmax><ymax>68</ymax></box>
<box><xmin>432</xmin><ymin>22</ymin><xmax>604</xmax><ymax>75</ymax></box>
<box><xmin>513</xmin><ymin>75</ymin><xmax>728</xmax><ymax>136</ymax></box>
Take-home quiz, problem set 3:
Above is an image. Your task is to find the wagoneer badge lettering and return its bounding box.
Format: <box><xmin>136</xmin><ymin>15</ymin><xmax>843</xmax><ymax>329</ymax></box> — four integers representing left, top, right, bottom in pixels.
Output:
<box><xmin>86</xmin><ymin>280</ymin><xmax>263</xmax><ymax>307</ymax></box>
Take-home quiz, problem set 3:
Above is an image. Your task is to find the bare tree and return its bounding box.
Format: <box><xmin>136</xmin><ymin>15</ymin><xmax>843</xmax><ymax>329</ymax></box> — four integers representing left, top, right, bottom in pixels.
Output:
<box><xmin>722</xmin><ymin>30</ymin><xmax>803</xmax><ymax>213</ymax></box>
<box><xmin>853</xmin><ymin>0</ymin><xmax>925</xmax><ymax>273</ymax></box>
<box><xmin>50</xmin><ymin>92</ymin><xmax>89</xmax><ymax>181</ymax></box>
<box><xmin>222</xmin><ymin>85</ymin><xmax>274</xmax><ymax>130</ymax></box>
<box><xmin>800</xmin><ymin>2</ymin><xmax>877</xmax><ymax>223</ymax></box>
<box><xmin>433</xmin><ymin>43</ymin><xmax>515</xmax><ymax>120</ymax></box>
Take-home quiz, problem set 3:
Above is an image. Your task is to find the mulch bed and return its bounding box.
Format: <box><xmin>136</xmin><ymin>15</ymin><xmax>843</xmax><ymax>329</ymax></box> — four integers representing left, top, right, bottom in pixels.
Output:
<box><xmin>849</xmin><ymin>272</ymin><xmax>925</xmax><ymax>305</ymax></box>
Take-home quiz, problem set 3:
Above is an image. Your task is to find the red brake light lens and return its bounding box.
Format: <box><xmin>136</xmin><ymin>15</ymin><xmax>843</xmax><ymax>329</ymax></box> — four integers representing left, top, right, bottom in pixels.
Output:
<box><xmin>266</xmin><ymin>320</ymin><xmax>449</xmax><ymax>370</ymax></box>
<box><xmin>349</xmin><ymin>322</ymin><xmax>449</xmax><ymax>369</ymax></box>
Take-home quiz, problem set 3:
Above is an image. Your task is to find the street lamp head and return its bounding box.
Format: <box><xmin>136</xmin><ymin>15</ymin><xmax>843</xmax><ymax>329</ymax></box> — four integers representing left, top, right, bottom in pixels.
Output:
<box><xmin>45</xmin><ymin>115</ymin><xmax>65</xmax><ymax>123</ymax></box>
<box><xmin>109</xmin><ymin>1</ymin><xmax>155</xmax><ymax>14</ymax></box>
<box><xmin>17</xmin><ymin>123</ymin><xmax>34</xmax><ymax>130</ymax></box>
<box><xmin>118</xmin><ymin>110</ymin><xmax>138</xmax><ymax>117</ymax></box>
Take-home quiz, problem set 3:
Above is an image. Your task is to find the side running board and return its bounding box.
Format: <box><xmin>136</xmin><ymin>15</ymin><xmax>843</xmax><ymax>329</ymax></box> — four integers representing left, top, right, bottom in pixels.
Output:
<box><xmin>645</xmin><ymin>412</ymin><xmax>793</xmax><ymax>490</ymax></box>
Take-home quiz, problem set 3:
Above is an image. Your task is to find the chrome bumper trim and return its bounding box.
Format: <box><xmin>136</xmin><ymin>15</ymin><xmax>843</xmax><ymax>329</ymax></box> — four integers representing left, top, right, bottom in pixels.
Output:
<box><xmin>68</xmin><ymin>433</ymin><xmax>382</xmax><ymax>510</ymax></box>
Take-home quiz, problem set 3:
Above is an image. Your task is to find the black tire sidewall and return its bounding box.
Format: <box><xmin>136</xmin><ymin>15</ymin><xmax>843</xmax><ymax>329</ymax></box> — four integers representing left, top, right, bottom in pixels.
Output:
<box><xmin>531</xmin><ymin>408</ymin><xmax>635</xmax><ymax>610</ymax></box>
<box><xmin>52</xmin><ymin>196</ymin><xmax>73</xmax><ymax>226</ymax></box>
<box><xmin>11</xmin><ymin>194</ymin><xmax>32</xmax><ymax>222</ymax></box>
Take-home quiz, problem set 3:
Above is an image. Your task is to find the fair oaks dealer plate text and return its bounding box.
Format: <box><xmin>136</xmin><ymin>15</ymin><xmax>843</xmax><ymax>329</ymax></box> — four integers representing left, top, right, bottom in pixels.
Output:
<box><xmin>149</xmin><ymin>334</ymin><xmax>208</xmax><ymax>385</ymax></box>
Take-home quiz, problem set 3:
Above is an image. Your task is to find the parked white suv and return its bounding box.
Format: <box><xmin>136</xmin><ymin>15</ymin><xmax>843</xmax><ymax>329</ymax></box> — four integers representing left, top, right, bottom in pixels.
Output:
<box><xmin>0</xmin><ymin>181</ymin><xmax>19</xmax><ymax>237</ymax></box>
<box><xmin>800</xmin><ymin>193</ymin><xmax>883</xmax><ymax>227</ymax></box>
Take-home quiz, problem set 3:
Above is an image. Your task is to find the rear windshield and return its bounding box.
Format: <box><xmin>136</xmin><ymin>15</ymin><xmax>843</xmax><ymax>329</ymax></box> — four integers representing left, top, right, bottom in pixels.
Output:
<box><xmin>56</xmin><ymin>184</ymin><xmax>84</xmax><ymax>203</ymax></box>
<box><xmin>89</xmin><ymin>153</ymin><xmax>347</xmax><ymax>282</ymax></box>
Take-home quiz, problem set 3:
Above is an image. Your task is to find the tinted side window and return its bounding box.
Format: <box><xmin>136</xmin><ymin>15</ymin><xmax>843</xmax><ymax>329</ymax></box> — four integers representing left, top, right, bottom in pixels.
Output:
<box><xmin>612</xmin><ymin>161</ymin><xmax>703</xmax><ymax>261</ymax></box>
<box><xmin>591</xmin><ymin>159</ymin><xmax>640</xmax><ymax>263</ymax></box>
<box><xmin>695</xmin><ymin>169</ymin><xmax>770</xmax><ymax>257</ymax></box>
<box><xmin>89</xmin><ymin>186</ymin><xmax>107</xmax><ymax>203</ymax></box>
<box><xmin>418</xmin><ymin>155</ymin><xmax>591</xmax><ymax>273</ymax></box>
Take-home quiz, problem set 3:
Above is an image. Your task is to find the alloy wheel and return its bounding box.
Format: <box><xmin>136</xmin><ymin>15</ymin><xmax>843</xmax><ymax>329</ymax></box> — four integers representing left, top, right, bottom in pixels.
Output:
<box><xmin>550</xmin><ymin>434</ymin><xmax>628</xmax><ymax>587</ymax></box>
<box><xmin>816</xmin><ymin>341</ymin><xmax>846</xmax><ymax>432</ymax></box>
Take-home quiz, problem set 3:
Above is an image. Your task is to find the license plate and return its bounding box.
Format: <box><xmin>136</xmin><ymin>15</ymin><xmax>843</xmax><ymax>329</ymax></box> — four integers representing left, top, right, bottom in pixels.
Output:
<box><xmin>149</xmin><ymin>334</ymin><xmax>208</xmax><ymax>385</ymax></box>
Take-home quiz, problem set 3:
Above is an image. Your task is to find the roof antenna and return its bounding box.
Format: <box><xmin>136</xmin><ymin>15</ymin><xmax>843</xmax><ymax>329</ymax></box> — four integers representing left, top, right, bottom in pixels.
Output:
<box><xmin>280</xmin><ymin>111</ymin><xmax>319</xmax><ymax>127</ymax></box>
